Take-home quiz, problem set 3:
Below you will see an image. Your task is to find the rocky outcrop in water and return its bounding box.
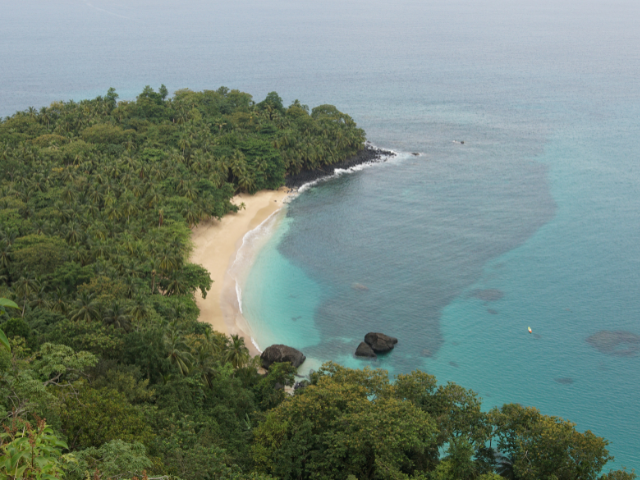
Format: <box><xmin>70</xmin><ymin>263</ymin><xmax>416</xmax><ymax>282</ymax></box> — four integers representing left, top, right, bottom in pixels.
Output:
<box><xmin>285</xmin><ymin>144</ymin><xmax>395</xmax><ymax>189</ymax></box>
<box><xmin>260</xmin><ymin>344</ymin><xmax>306</xmax><ymax>369</ymax></box>
<box><xmin>364</xmin><ymin>332</ymin><xmax>398</xmax><ymax>353</ymax></box>
<box><xmin>355</xmin><ymin>341</ymin><xmax>377</xmax><ymax>358</ymax></box>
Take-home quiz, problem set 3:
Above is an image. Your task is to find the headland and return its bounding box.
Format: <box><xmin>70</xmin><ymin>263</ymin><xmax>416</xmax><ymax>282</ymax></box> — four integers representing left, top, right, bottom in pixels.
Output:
<box><xmin>285</xmin><ymin>143</ymin><xmax>395</xmax><ymax>189</ymax></box>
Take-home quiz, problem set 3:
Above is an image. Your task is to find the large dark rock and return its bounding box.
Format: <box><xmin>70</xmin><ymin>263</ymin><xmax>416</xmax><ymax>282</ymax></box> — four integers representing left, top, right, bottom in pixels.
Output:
<box><xmin>260</xmin><ymin>344</ymin><xmax>306</xmax><ymax>369</ymax></box>
<box><xmin>355</xmin><ymin>342</ymin><xmax>377</xmax><ymax>358</ymax></box>
<box><xmin>364</xmin><ymin>332</ymin><xmax>398</xmax><ymax>353</ymax></box>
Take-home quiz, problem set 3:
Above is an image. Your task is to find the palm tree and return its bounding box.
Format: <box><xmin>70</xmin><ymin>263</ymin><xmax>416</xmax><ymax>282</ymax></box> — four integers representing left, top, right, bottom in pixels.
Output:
<box><xmin>69</xmin><ymin>245</ymin><xmax>88</xmax><ymax>265</ymax></box>
<box><xmin>119</xmin><ymin>195</ymin><xmax>135</xmax><ymax>223</ymax></box>
<box><xmin>163</xmin><ymin>328</ymin><xmax>193</xmax><ymax>376</ymax></box>
<box><xmin>104</xmin><ymin>191</ymin><xmax>116</xmax><ymax>208</ymax></box>
<box><xmin>183</xmin><ymin>183</ymin><xmax>198</xmax><ymax>202</ymax></box>
<box><xmin>39</xmin><ymin>107</ymin><xmax>50</xmax><ymax>127</ymax></box>
<box><xmin>148</xmin><ymin>258</ymin><xmax>161</xmax><ymax>295</ymax></box>
<box><xmin>191</xmin><ymin>341</ymin><xmax>218</xmax><ymax>389</ymax></box>
<box><xmin>124</xmin><ymin>137</ymin><xmax>136</xmax><ymax>152</ymax></box>
<box><xmin>32</xmin><ymin>220</ymin><xmax>47</xmax><ymax>235</ymax></box>
<box><xmin>70</xmin><ymin>292</ymin><xmax>100</xmax><ymax>322</ymax></box>
<box><xmin>13</xmin><ymin>276</ymin><xmax>38</xmax><ymax>317</ymax></box>
<box><xmin>47</xmin><ymin>288</ymin><xmax>68</xmax><ymax>314</ymax></box>
<box><xmin>237</xmin><ymin>170</ymin><xmax>255</xmax><ymax>193</ymax></box>
<box><xmin>127</xmin><ymin>296</ymin><xmax>149</xmax><ymax>325</ymax></box>
<box><xmin>182</xmin><ymin>207</ymin><xmax>200</xmax><ymax>229</ymax></box>
<box><xmin>88</xmin><ymin>188</ymin><xmax>103</xmax><ymax>205</ymax></box>
<box><xmin>225</xmin><ymin>334</ymin><xmax>250</xmax><ymax>369</ymax></box>
<box><xmin>165</xmin><ymin>273</ymin><xmax>188</xmax><ymax>296</ymax></box>
<box><xmin>121</xmin><ymin>275</ymin><xmax>139</xmax><ymax>298</ymax></box>
<box><xmin>65</xmin><ymin>221</ymin><xmax>82</xmax><ymax>245</ymax></box>
<box><xmin>87</xmin><ymin>204</ymin><xmax>100</xmax><ymax>219</ymax></box>
<box><xmin>158</xmin><ymin>247</ymin><xmax>179</xmax><ymax>274</ymax></box>
<box><xmin>28</xmin><ymin>279</ymin><xmax>48</xmax><ymax>310</ymax></box>
<box><xmin>178</xmin><ymin>133</ymin><xmax>191</xmax><ymax>157</ymax></box>
<box><xmin>105</xmin><ymin>206</ymin><xmax>120</xmax><ymax>222</ymax></box>
<box><xmin>145</xmin><ymin>188</ymin><xmax>161</xmax><ymax>208</ymax></box>
<box><xmin>103</xmin><ymin>301</ymin><xmax>131</xmax><ymax>331</ymax></box>
<box><xmin>0</xmin><ymin>241</ymin><xmax>11</xmax><ymax>270</ymax></box>
<box><xmin>494</xmin><ymin>450</ymin><xmax>518</xmax><ymax>480</ymax></box>
<box><xmin>131</xmin><ymin>182</ymin><xmax>144</xmax><ymax>199</ymax></box>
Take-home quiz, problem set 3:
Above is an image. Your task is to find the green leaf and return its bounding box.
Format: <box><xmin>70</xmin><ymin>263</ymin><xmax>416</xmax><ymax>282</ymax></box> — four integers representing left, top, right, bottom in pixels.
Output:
<box><xmin>9</xmin><ymin>450</ymin><xmax>31</xmax><ymax>470</ymax></box>
<box><xmin>14</xmin><ymin>463</ymin><xmax>29</xmax><ymax>479</ymax></box>
<box><xmin>0</xmin><ymin>328</ymin><xmax>10</xmax><ymax>352</ymax></box>
<box><xmin>0</xmin><ymin>298</ymin><xmax>19</xmax><ymax>309</ymax></box>
<box><xmin>41</xmin><ymin>474</ymin><xmax>62</xmax><ymax>480</ymax></box>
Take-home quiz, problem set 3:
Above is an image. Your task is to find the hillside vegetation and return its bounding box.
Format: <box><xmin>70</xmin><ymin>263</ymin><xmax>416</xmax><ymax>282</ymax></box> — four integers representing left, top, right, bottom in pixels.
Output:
<box><xmin>0</xmin><ymin>87</ymin><xmax>634</xmax><ymax>480</ymax></box>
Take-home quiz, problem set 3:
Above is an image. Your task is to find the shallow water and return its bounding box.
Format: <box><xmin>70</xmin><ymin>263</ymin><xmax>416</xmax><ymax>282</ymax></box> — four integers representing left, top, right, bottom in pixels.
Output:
<box><xmin>3</xmin><ymin>0</ymin><xmax>639</xmax><ymax>468</ymax></box>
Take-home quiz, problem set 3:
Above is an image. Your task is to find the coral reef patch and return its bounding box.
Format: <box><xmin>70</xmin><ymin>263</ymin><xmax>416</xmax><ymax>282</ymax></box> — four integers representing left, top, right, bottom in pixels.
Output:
<box><xmin>586</xmin><ymin>330</ymin><xmax>640</xmax><ymax>357</ymax></box>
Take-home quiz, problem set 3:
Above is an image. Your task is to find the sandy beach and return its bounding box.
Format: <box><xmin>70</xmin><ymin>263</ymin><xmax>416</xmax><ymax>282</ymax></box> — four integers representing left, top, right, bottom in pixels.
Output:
<box><xmin>190</xmin><ymin>187</ymin><xmax>291</xmax><ymax>354</ymax></box>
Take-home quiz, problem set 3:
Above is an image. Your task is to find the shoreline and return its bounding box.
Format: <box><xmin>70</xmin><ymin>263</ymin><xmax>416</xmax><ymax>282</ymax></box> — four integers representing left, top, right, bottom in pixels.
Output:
<box><xmin>191</xmin><ymin>144</ymin><xmax>396</xmax><ymax>358</ymax></box>
<box><xmin>190</xmin><ymin>188</ymin><xmax>291</xmax><ymax>356</ymax></box>
<box><xmin>285</xmin><ymin>143</ymin><xmax>396</xmax><ymax>189</ymax></box>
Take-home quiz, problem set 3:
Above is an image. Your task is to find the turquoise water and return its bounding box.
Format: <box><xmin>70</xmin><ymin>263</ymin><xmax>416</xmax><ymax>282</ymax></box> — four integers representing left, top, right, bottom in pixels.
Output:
<box><xmin>241</xmin><ymin>217</ymin><xmax>324</xmax><ymax>353</ymax></box>
<box><xmin>3</xmin><ymin>0</ymin><xmax>640</xmax><ymax>468</ymax></box>
<box><xmin>246</xmin><ymin>114</ymin><xmax>640</xmax><ymax>468</ymax></box>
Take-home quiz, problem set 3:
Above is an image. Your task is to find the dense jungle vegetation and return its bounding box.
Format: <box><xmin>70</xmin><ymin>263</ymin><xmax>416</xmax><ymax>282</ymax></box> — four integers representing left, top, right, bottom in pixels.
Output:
<box><xmin>0</xmin><ymin>86</ymin><xmax>635</xmax><ymax>480</ymax></box>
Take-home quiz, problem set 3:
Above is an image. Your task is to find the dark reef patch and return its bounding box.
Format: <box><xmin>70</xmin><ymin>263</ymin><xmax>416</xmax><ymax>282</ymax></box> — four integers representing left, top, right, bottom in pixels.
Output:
<box><xmin>285</xmin><ymin>144</ymin><xmax>395</xmax><ymax>189</ymax></box>
<box><xmin>470</xmin><ymin>289</ymin><xmax>504</xmax><ymax>302</ymax></box>
<box><xmin>449</xmin><ymin>361</ymin><xmax>459</xmax><ymax>368</ymax></box>
<box><xmin>586</xmin><ymin>330</ymin><xmax>640</xmax><ymax>357</ymax></box>
<box><xmin>554</xmin><ymin>377</ymin><xmax>574</xmax><ymax>385</ymax></box>
<box><xmin>278</xmin><ymin>134</ymin><xmax>556</xmax><ymax>368</ymax></box>
<box><xmin>487</xmin><ymin>308</ymin><xmax>499</xmax><ymax>315</ymax></box>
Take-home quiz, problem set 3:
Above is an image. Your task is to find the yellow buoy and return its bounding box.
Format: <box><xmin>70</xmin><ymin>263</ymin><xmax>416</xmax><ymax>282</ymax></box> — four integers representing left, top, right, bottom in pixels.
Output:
<box><xmin>528</xmin><ymin>326</ymin><xmax>532</xmax><ymax>334</ymax></box>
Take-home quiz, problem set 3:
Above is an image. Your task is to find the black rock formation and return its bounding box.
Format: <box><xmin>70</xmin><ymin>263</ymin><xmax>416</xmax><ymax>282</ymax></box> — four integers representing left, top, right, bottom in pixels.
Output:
<box><xmin>285</xmin><ymin>144</ymin><xmax>395</xmax><ymax>189</ymax></box>
<box><xmin>364</xmin><ymin>332</ymin><xmax>398</xmax><ymax>353</ymax></box>
<box><xmin>260</xmin><ymin>344</ymin><xmax>306</xmax><ymax>369</ymax></box>
<box><xmin>355</xmin><ymin>341</ymin><xmax>377</xmax><ymax>358</ymax></box>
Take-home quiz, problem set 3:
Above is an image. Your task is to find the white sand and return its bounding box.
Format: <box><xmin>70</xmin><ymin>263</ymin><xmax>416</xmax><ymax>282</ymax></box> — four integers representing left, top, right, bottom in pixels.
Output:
<box><xmin>190</xmin><ymin>188</ymin><xmax>291</xmax><ymax>354</ymax></box>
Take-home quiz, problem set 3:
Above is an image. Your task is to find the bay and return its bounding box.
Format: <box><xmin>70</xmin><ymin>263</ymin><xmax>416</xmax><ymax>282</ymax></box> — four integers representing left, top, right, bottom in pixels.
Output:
<box><xmin>2</xmin><ymin>0</ymin><xmax>639</xmax><ymax>468</ymax></box>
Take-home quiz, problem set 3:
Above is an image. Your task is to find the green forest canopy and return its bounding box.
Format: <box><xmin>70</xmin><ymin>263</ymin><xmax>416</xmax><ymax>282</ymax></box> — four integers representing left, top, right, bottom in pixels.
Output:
<box><xmin>0</xmin><ymin>86</ymin><xmax>635</xmax><ymax>480</ymax></box>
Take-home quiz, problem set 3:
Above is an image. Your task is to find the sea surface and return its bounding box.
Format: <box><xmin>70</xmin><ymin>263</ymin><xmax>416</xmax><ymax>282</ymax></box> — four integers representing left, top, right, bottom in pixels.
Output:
<box><xmin>2</xmin><ymin>0</ymin><xmax>639</xmax><ymax>469</ymax></box>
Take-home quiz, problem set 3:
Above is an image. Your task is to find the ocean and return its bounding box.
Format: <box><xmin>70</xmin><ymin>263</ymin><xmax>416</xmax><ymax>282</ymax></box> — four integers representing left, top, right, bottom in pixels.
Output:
<box><xmin>2</xmin><ymin>0</ymin><xmax>639</xmax><ymax>469</ymax></box>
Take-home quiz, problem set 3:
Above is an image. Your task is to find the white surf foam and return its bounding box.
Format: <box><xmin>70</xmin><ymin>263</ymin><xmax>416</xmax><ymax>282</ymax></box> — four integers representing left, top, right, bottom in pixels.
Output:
<box><xmin>227</xmin><ymin>206</ymin><xmax>290</xmax><ymax>353</ymax></box>
<box><xmin>235</xmin><ymin>280</ymin><xmax>243</xmax><ymax>314</ymax></box>
<box><xmin>251</xmin><ymin>338</ymin><xmax>263</xmax><ymax>354</ymax></box>
<box><xmin>297</xmin><ymin>146</ymin><xmax>400</xmax><ymax>193</ymax></box>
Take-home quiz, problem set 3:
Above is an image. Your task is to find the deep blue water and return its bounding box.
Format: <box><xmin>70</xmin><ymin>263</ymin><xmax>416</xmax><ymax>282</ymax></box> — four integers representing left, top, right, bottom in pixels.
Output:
<box><xmin>2</xmin><ymin>0</ymin><xmax>639</xmax><ymax>469</ymax></box>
